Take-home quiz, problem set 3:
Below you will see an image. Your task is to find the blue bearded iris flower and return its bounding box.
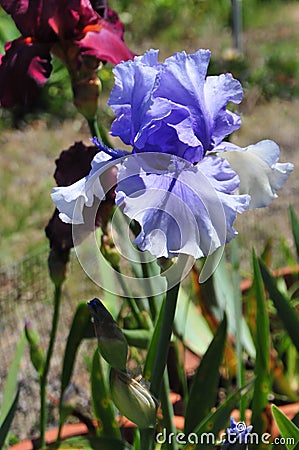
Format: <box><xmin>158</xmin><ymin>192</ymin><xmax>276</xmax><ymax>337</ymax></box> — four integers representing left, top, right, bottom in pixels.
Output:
<box><xmin>52</xmin><ymin>49</ymin><xmax>293</xmax><ymax>259</ymax></box>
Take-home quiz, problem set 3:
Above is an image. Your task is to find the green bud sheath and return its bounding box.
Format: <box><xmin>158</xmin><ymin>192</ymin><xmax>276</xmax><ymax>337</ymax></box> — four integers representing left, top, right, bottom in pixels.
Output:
<box><xmin>110</xmin><ymin>368</ymin><xmax>157</xmax><ymax>429</ymax></box>
<box><xmin>25</xmin><ymin>320</ymin><xmax>46</xmax><ymax>377</ymax></box>
<box><xmin>88</xmin><ymin>298</ymin><xmax>128</xmax><ymax>371</ymax></box>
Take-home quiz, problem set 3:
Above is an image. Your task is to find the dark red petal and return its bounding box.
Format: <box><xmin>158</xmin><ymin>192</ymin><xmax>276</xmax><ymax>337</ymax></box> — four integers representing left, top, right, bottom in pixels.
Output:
<box><xmin>54</xmin><ymin>141</ymin><xmax>98</xmax><ymax>186</ymax></box>
<box><xmin>0</xmin><ymin>0</ymin><xmax>56</xmax><ymax>40</ymax></box>
<box><xmin>45</xmin><ymin>209</ymin><xmax>74</xmax><ymax>253</ymax></box>
<box><xmin>77</xmin><ymin>24</ymin><xmax>135</xmax><ymax>65</ymax></box>
<box><xmin>0</xmin><ymin>39</ymin><xmax>52</xmax><ymax>107</ymax></box>
<box><xmin>89</xmin><ymin>0</ymin><xmax>107</xmax><ymax>17</ymax></box>
<box><xmin>105</xmin><ymin>8</ymin><xmax>125</xmax><ymax>39</ymax></box>
<box><xmin>0</xmin><ymin>0</ymin><xmax>99</xmax><ymax>41</ymax></box>
<box><xmin>48</xmin><ymin>0</ymin><xmax>98</xmax><ymax>40</ymax></box>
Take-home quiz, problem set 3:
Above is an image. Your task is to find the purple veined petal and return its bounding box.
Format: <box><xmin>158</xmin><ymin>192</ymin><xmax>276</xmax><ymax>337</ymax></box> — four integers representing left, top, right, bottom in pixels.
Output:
<box><xmin>115</xmin><ymin>152</ymin><xmax>250</xmax><ymax>259</ymax></box>
<box><xmin>217</xmin><ymin>140</ymin><xmax>294</xmax><ymax>209</ymax></box>
<box><xmin>136</xmin><ymin>48</ymin><xmax>160</xmax><ymax>66</ymax></box>
<box><xmin>51</xmin><ymin>151</ymin><xmax>115</xmax><ymax>224</ymax></box>
<box><xmin>155</xmin><ymin>49</ymin><xmax>242</xmax><ymax>150</ymax></box>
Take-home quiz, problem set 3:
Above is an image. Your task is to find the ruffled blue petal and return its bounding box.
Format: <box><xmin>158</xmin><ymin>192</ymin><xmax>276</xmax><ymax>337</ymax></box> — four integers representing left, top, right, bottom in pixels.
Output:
<box><xmin>108</xmin><ymin>51</ymin><xmax>161</xmax><ymax>145</ymax></box>
<box><xmin>52</xmin><ymin>151</ymin><xmax>115</xmax><ymax>224</ymax></box>
<box><xmin>115</xmin><ymin>153</ymin><xmax>249</xmax><ymax>259</ymax></box>
<box><xmin>108</xmin><ymin>48</ymin><xmax>243</xmax><ymax>162</ymax></box>
<box><xmin>204</xmin><ymin>73</ymin><xmax>242</xmax><ymax>146</ymax></box>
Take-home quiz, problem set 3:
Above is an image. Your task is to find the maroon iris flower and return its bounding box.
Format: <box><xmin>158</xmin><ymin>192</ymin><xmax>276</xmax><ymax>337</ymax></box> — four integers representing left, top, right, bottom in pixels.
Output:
<box><xmin>0</xmin><ymin>0</ymin><xmax>135</xmax><ymax>107</ymax></box>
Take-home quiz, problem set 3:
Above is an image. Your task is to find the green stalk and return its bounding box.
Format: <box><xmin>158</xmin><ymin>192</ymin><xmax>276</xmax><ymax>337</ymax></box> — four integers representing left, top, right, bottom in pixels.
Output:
<box><xmin>230</xmin><ymin>240</ymin><xmax>246</xmax><ymax>419</ymax></box>
<box><xmin>141</xmin><ymin>260</ymin><xmax>162</xmax><ymax>322</ymax></box>
<box><xmin>140</xmin><ymin>281</ymin><xmax>180</xmax><ymax>450</ymax></box>
<box><xmin>88</xmin><ymin>118</ymin><xmax>112</xmax><ymax>147</ymax></box>
<box><xmin>39</xmin><ymin>285</ymin><xmax>62</xmax><ymax>448</ymax></box>
<box><xmin>139</xmin><ymin>428</ymin><xmax>155</xmax><ymax>450</ymax></box>
<box><xmin>150</xmin><ymin>281</ymin><xmax>180</xmax><ymax>400</ymax></box>
<box><xmin>115</xmin><ymin>266</ymin><xmax>150</xmax><ymax>330</ymax></box>
<box><xmin>160</xmin><ymin>370</ymin><xmax>178</xmax><ymax>450</ymax></box>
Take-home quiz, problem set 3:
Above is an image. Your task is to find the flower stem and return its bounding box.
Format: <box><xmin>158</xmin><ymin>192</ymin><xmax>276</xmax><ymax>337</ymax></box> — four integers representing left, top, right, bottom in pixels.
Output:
<box><xmin>39</xmin><ymin>285</ymin><xmax>62</xmax><ymax>448</ymax></box>
<box><xmin>230</xmin><ymin>240</ymin><xmax>246</xmax><ymax>419</ymax></box>
<box><xmin>160</xmin><ymin>370</ymin><xmax>178</xmax><ymax>450</ymax></box>
<box><xmin>139</xmin><ymin>427</ymin><xmax>155</xmax><ymax>450</ymax></box>
<box><xmin>115</xmin><ymin>266</ymin><xmax>150</xmax><ymax>330</ymax></box>
<box><xmin>150</xmin><ymin>281</ymin><xmax>180</xmax><ymax>400</ymax></box>
<box><xmin>88</xmin><ymin>118</ymin><xmax>112</xmax><ymax>147</ymax></box>
<box><xmin>140</xmin><ymin>281</ymin><xmax>180</xmax><ymax>450</ymax></box>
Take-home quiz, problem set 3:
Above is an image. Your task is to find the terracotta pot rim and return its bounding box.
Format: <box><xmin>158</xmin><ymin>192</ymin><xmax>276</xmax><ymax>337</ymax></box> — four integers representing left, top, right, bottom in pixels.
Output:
<box><xmin>9</xmin><ymin>402</ymin><xmax>299</xmax><ymax>449</ymax></box>
<box><xmin>9</xmin><ymin>422</ymin><xmax>91</xmax><ymax>450</ymax></box>
<box><xmin>240</xmin><ymin>264</ymin><xmax>299</xmax><ymax>292</ymax></box>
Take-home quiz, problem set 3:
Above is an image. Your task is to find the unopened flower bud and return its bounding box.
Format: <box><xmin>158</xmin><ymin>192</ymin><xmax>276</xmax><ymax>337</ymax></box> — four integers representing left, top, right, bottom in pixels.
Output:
<box><xmin>101</xmin><ymin>232</ymin><xmax>121</xmax><ymax>270</ymax></box>
<box><xmin>73</xmin><ymin>77</ymin><xmax>101</xmax><ymax>121</ymax></box>
<box><xmin>47</xmin><ymin>248</ymin><xmax>69</xmax><ymax>288</ymax></box>
<box><xmin>110</xmin><ymin>368</ymin><xmax>157</xmax><ymax>429</ymax></box>
<box><xmin>88</xmin><ymin>298</ymin><xmax>128</xmax><ymax>371</ymax></box>
<box><xmin>25</xmin><ymin>320</ymin><xmax>46</xmax><ymax>376</ymax></box>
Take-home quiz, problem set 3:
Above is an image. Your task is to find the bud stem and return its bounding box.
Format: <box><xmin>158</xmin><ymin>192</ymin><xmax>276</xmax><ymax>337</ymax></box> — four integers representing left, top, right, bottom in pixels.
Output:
<box><xmin>139</xmin><ymin>281</ymin><xmax>180</xmax><ymax>450</ymax></box>
<box><xmin>87</xmin><ymin>119</ymin><xmax>113</xmax><ymax>149</ymax></box>
<box><xmin>160</xmin><ymin>370</ymin><xmax>179</xmax><ymax>450</ymax></box>
<box><xmin>39</xmin><ymin>285</ymin><xmax>62</xmax><ymax>448</ymax></box>
<box><xmin>140</xmin><ymin>427</ymin><xmax>155</xmax><ymax>450</ymax></box>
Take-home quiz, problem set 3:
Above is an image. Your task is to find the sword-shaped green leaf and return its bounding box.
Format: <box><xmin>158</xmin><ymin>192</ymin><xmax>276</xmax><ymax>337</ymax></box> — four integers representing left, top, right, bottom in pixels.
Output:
<box><xmin>289</xmin><ymin>206</ymin><xmax>299</xmax><ymax>261</ymax></box>
<box><xmin>0</xmin><ymin>331</ymin><xmax>26</xmax><ymax>426</ymax></box>
<box><xmin>251</xmin><ymin>251</ymin><xmax>271</xmax><ymax>440</ymax></box>
<box><xmin>0</xmin><ymin>390</ymin><xmax>19</xmax><ymax>449</ymax></box>
<box><xmin>272</xmin><ymin>404</ymin><xmax>299</xmax><ymax>450</ymax></box>
<box><xmin>184</xmin><ymin>315</ymin><xmax>227</xmax><ymax>434</ymax></box>
<box><xmin>183</xmin><ymin>381</ymin><xmax>253</xmax><ymax>450</ymax></box>
<box><xmin>259</xmin><ymin>259</ymin><xmax>299</xmax><ymax>352</ymax></box>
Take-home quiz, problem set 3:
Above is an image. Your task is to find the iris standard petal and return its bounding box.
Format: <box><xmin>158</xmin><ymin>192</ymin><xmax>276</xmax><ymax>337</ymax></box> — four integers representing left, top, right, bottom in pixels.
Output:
<box><xmin>134</xmin><ymin>98</ymin><xmax>204</xmax><ymax>161</ymax></box>
<box><xmin>218</xmin><ymin>140</ymin><xmax>294</xmax><ymax>209</ymax></box>
<box><xmin>109</xmin><ymin>55</ymin><xmax>160</xmax><ymax>144</ymax></box>
<box><xmin>115</xmin><ymin>153</ymin><xmax>249</xmax><ymax>259</ymax></box>
<box><xmin>108</xmin><ymin>49</ymin><xmax>243</xmax><ymax>161</ymax></box>
<box><xmin>154</xmin><ymin>49</ymin><xmax>211</xmax><ymax>151</ymax></box>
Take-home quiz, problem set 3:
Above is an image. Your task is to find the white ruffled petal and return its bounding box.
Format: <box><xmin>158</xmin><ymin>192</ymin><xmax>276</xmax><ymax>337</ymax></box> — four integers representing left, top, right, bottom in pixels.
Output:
<box><xmin>218</xmin><ymin>140</ymin><xmax>293</xmax><ymax>209</ymax></box>
<box><xmin>51</xmin><ymin>152</ymin><xmax>114</xmax><ymax>224</ymax></box>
